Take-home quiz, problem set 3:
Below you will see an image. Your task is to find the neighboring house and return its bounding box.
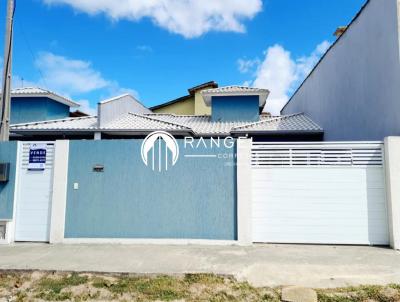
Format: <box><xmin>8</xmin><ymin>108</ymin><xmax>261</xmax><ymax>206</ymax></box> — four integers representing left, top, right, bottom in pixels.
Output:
<box><xmin>10</xmin><ymin>86</ymin><xmax>323</xmax><ymax>140</ymax></box>
<box><xmin>9</xmin><ymin>87</ymin><xmax>80</xmax><ymax>124</ymax></box>
<box><xmin>150</xmin><ymin>81</ymin><xmax>218</xmax><ymax>115</ymax></box>
<box><xmin>98</xmin><ymin>94</ymin><xmax>151</xmax><ymax>127</ymax></box>
<box><xmin>69</xmin><ymin>110</ymin><xmax>89</xmax><ymax>118</ymax></box>
<box><xmin>281</xmin><ymin>0</ymin><xmax>400</xmax><ymax>141</ymax></box>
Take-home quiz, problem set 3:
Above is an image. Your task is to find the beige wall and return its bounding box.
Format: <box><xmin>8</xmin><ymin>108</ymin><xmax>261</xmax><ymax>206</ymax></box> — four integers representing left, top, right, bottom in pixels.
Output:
<box><xmin>194</xmin><ymin>91</ymin><xmax>211</xmax><ymax>115</ymax></box>
<box><xmin>152</xmin><ymin>98</ymin><xmax>195</xmax><ymax>115</ymax></box>
<box><xmin>152</xmin><ymin>89</ymin><xmax>212</xmax><ymax>116</ymax></box>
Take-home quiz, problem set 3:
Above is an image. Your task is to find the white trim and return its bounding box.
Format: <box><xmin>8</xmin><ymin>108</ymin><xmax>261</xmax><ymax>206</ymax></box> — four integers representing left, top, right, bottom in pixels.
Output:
<box><xmin>7</xmin><ymin>141</ymin><xmax>22</xmax><ymax>244</ymax></box>
<box><xmin>201</xmin><ymin>87</ymin><xmax>269</xmax><ymax>107</ymax></box>
<box><xmin>384</xmin><ymin>137</ymin><xmax>400</xmax><ymax>250</ymax></box>
<box><xmin>251</xmin><ymin>141</ymin><xmax>384</xmax><ymax>168</ymax></box>
<box><xmin>49</xmin><ymin>140</ymin><xmax>69</xmax><ymax>244</ymax></box>
<box><xmin>11</xmin><ymin>89</ymin><xmax>79</xmax><ymax>108</ymax></box>
<box><xmin>237</xmin><ymin>138</ymin><xmax>253</xmax><ymax>245</ymax></box>
<box><xmin>62</xmin><ymin>238</ymin><xmax>239</xmax><ymax>246</ymax></box>
<box><xmin>98</xmin><ymin>94</ymin><xmax>131</xmax><ymax>104</ymax></box>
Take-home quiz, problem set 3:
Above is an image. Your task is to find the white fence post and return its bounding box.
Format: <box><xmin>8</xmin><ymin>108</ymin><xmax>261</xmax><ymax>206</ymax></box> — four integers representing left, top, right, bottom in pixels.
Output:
<box><xmin>237</xmin><ymin>138</ymin><xmax>252</xmax><ymax>245</ymax></box>
<box><xmin>49</xmin><ymin>140</ymin><xmax>69</xmax><ymax>244</ymax></box>
<box><xmin>384</xmin><ymin>137</ymin><xmax>400</xmax><ymax>250</ymax></box>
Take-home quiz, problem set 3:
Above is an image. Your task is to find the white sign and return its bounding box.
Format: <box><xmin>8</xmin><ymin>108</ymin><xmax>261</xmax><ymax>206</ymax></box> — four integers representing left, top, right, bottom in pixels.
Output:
<box><xmin>28</xmin><ymin>144</ymin><xmax>47</xmax><ymax>171</ymax></box>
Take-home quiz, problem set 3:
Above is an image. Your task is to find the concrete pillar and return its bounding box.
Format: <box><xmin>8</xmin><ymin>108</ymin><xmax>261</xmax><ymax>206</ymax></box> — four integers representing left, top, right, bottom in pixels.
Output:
<box><xmin>237</xmin><ymin>138</ymin><xmax>253</xmax><ymax>245</ymax></box>
<box><xmin>94</xmin><ymin>132</ymin><xmax>102</xmax><ymax>140</ymax></box>
<box><xmin>384</xmin><ymin>137</ymin><xmax>400</xmax><ymax>250</ymax></box>
<box><xmin>49</xmin><ymin>140</ymin><xmax>69</xmax><ymax>244</ymax></box>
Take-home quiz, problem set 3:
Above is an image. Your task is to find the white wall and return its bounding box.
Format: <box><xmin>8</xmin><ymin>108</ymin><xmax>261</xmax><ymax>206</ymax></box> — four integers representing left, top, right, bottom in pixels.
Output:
<box><xmin>98</xmin><ymin>95</ymin><xmax>152</xmax><ymax>127</ymax></box>
<box><xmin>282</xmin><ymin>0</ymin><xmax>400</xmax><ymax>141</ymax></box>
<box><xmin>384</xmin><ymin>136</ymin><xmax>400</xmax><ymax>250</ymax></box>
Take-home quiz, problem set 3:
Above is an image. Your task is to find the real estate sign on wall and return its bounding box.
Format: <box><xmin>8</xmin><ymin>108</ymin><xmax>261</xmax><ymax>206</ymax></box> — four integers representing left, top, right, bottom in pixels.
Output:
<box><xmin>28</xmin><ymin>144</ymin><xmax>47</xmax><ymax>171</ymax></box>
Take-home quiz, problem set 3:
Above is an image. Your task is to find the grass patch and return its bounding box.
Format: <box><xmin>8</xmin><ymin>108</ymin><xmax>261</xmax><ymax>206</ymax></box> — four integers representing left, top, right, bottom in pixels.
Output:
<box><xmin>317</xmin><ymin>284</ymin><xmax>400</xmax><ymax>302</ymax></box>
<box><xmin>184</xmin><ymin>273</ymin><xmax>226</xmax><ymax>285</ymax></box>
<box><xmin>105</xmin><ymin>275</ymin><xmax>187</xmax><ymax>301</ymax></box>
<box><xmin>35</xmin><ymin>272</ymin><xmax>88</xmax><ymax>301</ymax></box>
<box><xmin>0</xmin><ymin>271</ymin><xmax>400</xmax><ymax>302</ymax></box>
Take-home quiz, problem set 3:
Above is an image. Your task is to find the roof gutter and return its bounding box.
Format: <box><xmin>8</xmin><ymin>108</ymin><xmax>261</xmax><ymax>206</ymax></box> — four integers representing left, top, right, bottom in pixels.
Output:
<box><xmin>230</xmin><ymin>130</ymin><xmax>324</xmax><ymax>136</ymax></box>
<box><xmin>10</xmin><ymin>128</ymin><xmax>194</xmax><ymax>136</ymax></box>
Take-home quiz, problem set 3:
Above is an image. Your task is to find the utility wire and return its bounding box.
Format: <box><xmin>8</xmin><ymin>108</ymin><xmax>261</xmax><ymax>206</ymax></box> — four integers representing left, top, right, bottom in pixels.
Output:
<box><xmin>15</xmin><ymin>15</ymin><xmax>48</xmax><ymax>88</ymax></box>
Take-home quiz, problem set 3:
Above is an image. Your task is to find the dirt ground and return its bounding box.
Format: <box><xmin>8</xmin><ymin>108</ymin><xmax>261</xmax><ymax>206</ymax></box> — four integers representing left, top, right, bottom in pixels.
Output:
<box><xmin>1</xmin><ymin>271</ymin><xmax>400</xmax><ymax>302</ymax></box>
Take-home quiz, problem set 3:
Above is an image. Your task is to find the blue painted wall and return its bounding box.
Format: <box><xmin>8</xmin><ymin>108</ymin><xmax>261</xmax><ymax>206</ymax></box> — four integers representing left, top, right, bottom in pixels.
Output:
<box><xmin>11</xmin><ymin>97</ymin><xmax>70</xmax><ymax>124</ymax></box>
<box><xmin>211</xmin><ymin>96</ymin><xmax>260</xmax><ymax>122</ymax></box>
<box><xmin>65</xmin><ymin>139</ymin><xmax>237</xmax><ymax>240</ymax></box>
<box><xmin>0</xmin><ymin>142</ymin><xmax>17</xmax><ymax>220</ymax></box>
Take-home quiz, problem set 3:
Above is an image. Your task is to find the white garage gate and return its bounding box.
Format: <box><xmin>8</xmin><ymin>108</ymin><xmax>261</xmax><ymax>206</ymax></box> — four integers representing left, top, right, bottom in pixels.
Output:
<box><xmin>14</xmin><ymin>142</ymin><xmax>55</xmax><ymax>242</ymax></box>
<box><xmin>251</xmin><ymin>142</ymin><xmax>389</xmax><ymax>245</ymax></box>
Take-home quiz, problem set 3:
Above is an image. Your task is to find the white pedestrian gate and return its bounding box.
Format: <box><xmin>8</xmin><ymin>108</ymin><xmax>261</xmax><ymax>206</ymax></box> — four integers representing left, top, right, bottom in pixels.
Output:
<box><xmin>14</xmin><ymin>142</ymin><xmax>55</xmax><ymax>242</ymax></box>
<box><xmin>251</xmin><ymin>142</ymin><xmax>389</xmax><ymax>245</ymax></box>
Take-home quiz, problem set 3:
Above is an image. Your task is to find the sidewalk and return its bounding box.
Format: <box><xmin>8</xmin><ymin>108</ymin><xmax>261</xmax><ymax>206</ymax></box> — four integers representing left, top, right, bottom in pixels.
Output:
<box><xmin>0</xmin><ymin>243</ymin><xmax>399</xmax><ymax>288</ymax></box>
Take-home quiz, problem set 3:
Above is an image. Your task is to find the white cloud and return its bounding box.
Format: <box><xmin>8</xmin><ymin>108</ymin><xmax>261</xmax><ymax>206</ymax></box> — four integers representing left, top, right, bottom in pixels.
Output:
<box><xmin>106</xmin><ymin>81</ymin><xmax>139</xmax><ymax>99</ymax></box>
<box><xmin>77</xmin><ymin>99</ymin><xmax>97</xmax><ymax>115</ymax></box>
<box><xmin>35</xmin><ymin>52</ymin><xmax>109</xmax><ymax>95</ymax></box>
<box><xmin>5</xmin><ymin>52</ymin><xmax>139</xmax><ymax>116</ymax></box>
<box><xmin>241</xmin><ymin>41</ymin><xmax>331</xmax><ymax>115</ymax></box>
<box><xmin>237</xmin><ymin>58</ymin><xmax>260</xmax><ymax>74</ymax></box>
<box><xmin>34</xmin><ymin>51</ymin><xmax>138</xmax><ymax>97</ymax></box>
<box><xmin>294</xmin><ymin>40</ymin><xmax>331</xmax><ymax>88</ymax></box>
<box><xmin>42</xmin><ymin>0</ymin><xmax>262</xmax><ymax>38</ymax></box>
<box><xmin>10</xmin><ymin>52</ymin><xmax>139</xmax><ymax>115</ymax></box>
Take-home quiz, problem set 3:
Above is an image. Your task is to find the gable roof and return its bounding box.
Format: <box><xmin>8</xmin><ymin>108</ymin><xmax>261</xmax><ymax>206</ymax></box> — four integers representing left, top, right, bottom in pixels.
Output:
<box><xmin>11</xmin><ymin>113</ymin><xmax>322</xmax><ymax>137</ymax></box>
<box><xmin>150</xmin><ymin>81</ymin><xmax>218</xmax><ymax>110</ymax></box>
<box><xmin>150</xmin><ymin>94</ymin><xmax>193</xmax><ymax>111</ymax></box>
<box><xmin>98</xmin><ymin>94</ymin><xmax>149</xmax><ymax>110</ymax></box>
<box><xmin>187</xmin><ymin>81</ymin><xmax>218</xmax><ymax>95</ymax></box>
<box><xmin>11</xmin><ymin>87</ymin><xmax>80</xmax><ymax>107</ymax></box>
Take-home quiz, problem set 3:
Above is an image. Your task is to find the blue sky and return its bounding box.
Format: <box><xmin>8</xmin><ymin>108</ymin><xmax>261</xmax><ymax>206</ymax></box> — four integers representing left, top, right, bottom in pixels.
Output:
<box><xmin>1</xmin><ymin>0</ymin><xmax>365</xmax><ymax>114</ymax></box>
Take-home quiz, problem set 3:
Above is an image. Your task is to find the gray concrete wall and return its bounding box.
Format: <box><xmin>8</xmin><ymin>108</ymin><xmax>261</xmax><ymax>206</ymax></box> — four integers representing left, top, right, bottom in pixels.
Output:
<box><xmin>282</xmin><ymin>0</ymin><xmax>400</xmax><ymax>141</ymax></box>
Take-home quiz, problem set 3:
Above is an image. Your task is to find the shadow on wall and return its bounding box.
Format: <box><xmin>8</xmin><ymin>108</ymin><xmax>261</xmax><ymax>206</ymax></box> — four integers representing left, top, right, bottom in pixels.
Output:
<box><xmin>366</xmin><ymin>167</ymin><xmax>390</xmax><ymax>245</ymax></box>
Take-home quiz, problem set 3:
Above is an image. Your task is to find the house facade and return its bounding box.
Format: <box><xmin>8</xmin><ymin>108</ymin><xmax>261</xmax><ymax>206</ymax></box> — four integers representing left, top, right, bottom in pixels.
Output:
<box><xmin>9</xmin><ymin>88</ymin><xmax>80</xmax><ymax>124</ymax></box>
<box><xmin>10</xmin><ymin>86</ymin><xmax>322</xmax><ymax>141</ymax></box>
<box><xmin>281</xmin><ymin>0</ymin><xmax>400</xmax><ymax>141</ymax></box>
<box><xmin>1</xmin><ymin>83</ymin><xmax>400</xmax><ymax>250</ymax></box>
<box><xmin>150</xmin><ymin>81</ymin><xmax>218</xmax><ymax>115</ymax></box>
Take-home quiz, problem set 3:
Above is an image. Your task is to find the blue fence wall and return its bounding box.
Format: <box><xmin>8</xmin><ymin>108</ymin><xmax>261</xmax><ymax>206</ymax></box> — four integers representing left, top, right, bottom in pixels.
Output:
<box><xmin>65</xmin><ymin>139</ymin><xmax>237</xmax><ymax>240</ymax></box>
<box><xmin>0</xmin><ymin>142</ymin><xmax>17</xmax><ymax>220</ymax></box>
